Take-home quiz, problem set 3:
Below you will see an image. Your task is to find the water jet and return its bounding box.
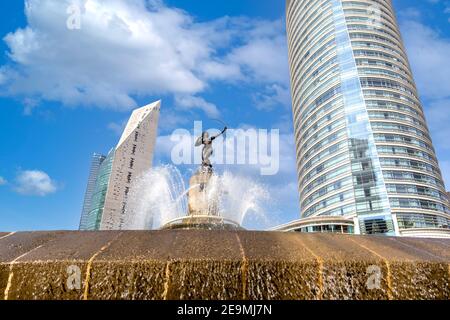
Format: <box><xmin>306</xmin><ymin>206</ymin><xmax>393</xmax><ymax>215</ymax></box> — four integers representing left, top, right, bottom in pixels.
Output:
<box><xmin>124</xmin><ymin>121</ymin><xmax>269</xmax><ymax>231</ymax></box>
<box><xmin>160</xmin><ymin>125</ymin><xmax>243</xmax><ymax>231</ymax></box>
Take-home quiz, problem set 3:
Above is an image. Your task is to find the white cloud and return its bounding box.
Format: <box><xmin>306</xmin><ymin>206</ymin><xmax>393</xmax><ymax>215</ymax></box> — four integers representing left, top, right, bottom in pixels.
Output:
<box><xmin>397</xmin><ymin>12</ymin><xmax>450</xmax><ymax>190</ymax></box>
<box><xmin>14</xmin><ymin>170</ymin><xmax>58</xmax><ymax>196</ymax></box>
<box><xmin>174</xmin><ymin>95</ymin><xmax>220</xmax><ymax>118</ymax></box>
<box><xmin>227</xmin><ymin>25</ymin><xmax>289</xmax><ymax>86</ymax></box>
<box><xmin>158</xmin><ymin>110</ymin><xmax>189</xmax><ymax>132</ymax></box>
<box><xmin>0</xmin><ymin>176</ymin><xmax>7</xmax><ymax>186</ymax></box>
<box><xmin>198</xmin><ymin>60</ymin><xmax>242</xmax><ymax>81</ymax></box>
<box><xmin>400</xmin><ymin>19</ymin><xmax>450</xmax><ymax>100</ymax></box>
<box><xmin>0</xmin><ymin>0</ymin><xmax>289</xmax><ymax>113</ymax></box>
<box><xmin>252</xmin><ymin>84</ymin><xmax>291</xmax><ymax>111</ymax></box>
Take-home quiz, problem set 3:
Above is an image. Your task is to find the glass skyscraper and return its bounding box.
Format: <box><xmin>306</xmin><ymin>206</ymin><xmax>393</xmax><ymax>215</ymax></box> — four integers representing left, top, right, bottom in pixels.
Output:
<box><xmin>286</xmin><ymin>0</ymin><xmax>450</xmax><ymax>237</ymax></box>
<box><xmin>79</xmin><ymin>153</ymin><xmax>106</xmax><ymax>230</ymax></box>
<box><xmin>84</xmin><ymin>149</ymin><xmax>115</xmax><ymax>230</ymax></box>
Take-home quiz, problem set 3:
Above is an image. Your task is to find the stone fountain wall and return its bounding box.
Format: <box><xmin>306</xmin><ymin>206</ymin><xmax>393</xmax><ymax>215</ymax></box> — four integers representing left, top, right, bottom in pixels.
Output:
<box><xmin>0</xmin><ymin>230</ymin><xmax>448</xmax><ymax>300</ymax></box>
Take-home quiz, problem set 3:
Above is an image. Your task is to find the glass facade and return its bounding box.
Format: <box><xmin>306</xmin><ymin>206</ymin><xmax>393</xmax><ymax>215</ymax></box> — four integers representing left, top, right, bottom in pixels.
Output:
<box><xmin>397</xmin><ymin>213</ymin><xmax>450</xmax><ymax>230</ymax></box>
<box><xmin>286</xmin><ymin>0</ymin><xmax>450</xmax><ymax>236</ymax></box>
<box><xmin>271</xmin><ymin>216</ymin><xmax>355</xmax><ymax>233</ymax></box>
<box><xmin>85</xmin><ymin>149</ymin><xmax>115</xmax><ymax>231</ymax></box>
<box><xmin>79</xmin><ymin>153</ymin><xmax>106</xmax><ymax>230</ymax></box>
<box><xmin>295</xmin><ymin>224</ymin><xmax>354</xmax><ymax>233</ymax></box>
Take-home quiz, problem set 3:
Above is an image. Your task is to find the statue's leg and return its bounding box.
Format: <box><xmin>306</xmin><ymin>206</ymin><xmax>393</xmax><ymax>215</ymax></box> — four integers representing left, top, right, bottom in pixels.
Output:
<box><xmin>203</xmin><ymin>147</ymin><xmax>213</xmax><ymax>168</ymax></box>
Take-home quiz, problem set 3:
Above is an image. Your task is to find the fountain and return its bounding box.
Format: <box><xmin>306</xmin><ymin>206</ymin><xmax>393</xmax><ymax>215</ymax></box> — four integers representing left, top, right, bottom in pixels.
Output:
<box><xmin>124</xmin><ymin>124</ymin><xmax>270</xmax><ymax>231</ymax></box>
<box><xmin>161</xmin><ymin>166</ymin><xmax>244</xmax><ymax>231</ymax></box>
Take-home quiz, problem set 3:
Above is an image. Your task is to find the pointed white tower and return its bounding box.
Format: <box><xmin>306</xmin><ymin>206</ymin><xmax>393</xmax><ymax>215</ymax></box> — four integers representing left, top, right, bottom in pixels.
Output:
<box><xmin>99</xmin><ymin>100</ymin><xmax>161</xmax><ymax>230</ymax></box>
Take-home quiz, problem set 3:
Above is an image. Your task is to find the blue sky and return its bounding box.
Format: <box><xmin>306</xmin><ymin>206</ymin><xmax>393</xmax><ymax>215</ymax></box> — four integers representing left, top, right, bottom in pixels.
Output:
<box><xmin>0</xmin><ymin>0</ymin><xmax>449</xmax><ymax>231</ymax></box>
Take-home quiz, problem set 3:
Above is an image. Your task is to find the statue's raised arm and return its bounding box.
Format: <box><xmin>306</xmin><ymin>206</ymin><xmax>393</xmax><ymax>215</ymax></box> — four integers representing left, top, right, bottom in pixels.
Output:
<box><xmin>211</xmin><ymin>126</ymin><xmax>227</xmax><ymax>140</ymax></box>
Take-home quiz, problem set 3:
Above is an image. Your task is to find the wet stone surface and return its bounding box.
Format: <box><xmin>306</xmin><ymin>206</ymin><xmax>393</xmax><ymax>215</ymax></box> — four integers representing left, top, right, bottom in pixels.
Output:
<box><xmin>0</xmin><ymin>233</ymin><xmax>11</xmax><ymax>239</ymax></box>
<box><xmin>0</xmin><ymin>231</ymin><xmax>449</xmax><ymax>300</ymax></box>
<box><xmin>1</xmin><ymin>231</ymin><xmax>122</xmax><ymax>300</ymax></box>
<box><xmin>293</xmin><ymin>233</ymin><xmax>389</xmax><ymax>299</ymax></box>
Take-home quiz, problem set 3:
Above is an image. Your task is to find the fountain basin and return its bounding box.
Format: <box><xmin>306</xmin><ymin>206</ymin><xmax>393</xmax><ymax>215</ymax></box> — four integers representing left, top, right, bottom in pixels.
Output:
<box><xmin>161</xmin><ymin>215</ymin><xmax>243</xmax><ymax>231</ymax></box>
<box><xmin>0</xmin><ymin>230</ymin><xmax>449</xmax><ymax>300</ymax></box>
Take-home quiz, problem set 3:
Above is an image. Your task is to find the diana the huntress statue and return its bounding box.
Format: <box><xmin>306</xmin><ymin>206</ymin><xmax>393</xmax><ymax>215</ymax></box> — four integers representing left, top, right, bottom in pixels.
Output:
<box><xmin>189</xmin><ymin>125</ymin><xmax>227</xmax><ymax>216</ymax></box>
<box><xmin>195</xmin><ymin>126</ymin><xmax>227</xmax><ymax>171</ymax></box>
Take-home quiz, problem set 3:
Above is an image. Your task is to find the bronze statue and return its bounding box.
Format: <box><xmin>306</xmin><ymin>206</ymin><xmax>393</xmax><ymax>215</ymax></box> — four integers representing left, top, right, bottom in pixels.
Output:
<box><xmin>195</xmin><ymin>126</ymin><xmax>227</xmax><ymax>170</ymax></box>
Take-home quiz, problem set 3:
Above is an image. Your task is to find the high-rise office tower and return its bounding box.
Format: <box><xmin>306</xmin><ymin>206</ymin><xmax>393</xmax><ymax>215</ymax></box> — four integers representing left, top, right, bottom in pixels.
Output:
<box><xmin>79</xmin><ymin>153</ymin><xmax>106</xmax><ymax>230</ymax></box>
<box><xmin>80</xmin><ymin>100</ymin><xmax>161</xmax><ymax>230</ymax></box>
<box><xmin>82</xmin><ymin>149</ymin><xmax>115</xmax><ymax>230</ymax></box>
<box><xmin>286</xmin><ymin>0</ymin><xmax>450</xmax><ymax>237</ymax></box>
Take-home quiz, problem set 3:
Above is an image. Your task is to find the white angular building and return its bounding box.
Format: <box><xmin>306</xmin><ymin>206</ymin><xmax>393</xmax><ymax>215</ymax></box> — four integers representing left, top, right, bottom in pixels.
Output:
<box><xmin>80</xmin><ymin>100</ymin><xmax>161</xmax><ymax>230</ymax></box>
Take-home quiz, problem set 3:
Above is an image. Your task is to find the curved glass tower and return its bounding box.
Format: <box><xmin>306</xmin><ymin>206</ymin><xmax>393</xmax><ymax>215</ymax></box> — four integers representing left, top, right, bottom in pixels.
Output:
<box><xmin>286</xmin><ymin>0</ymin><xmax>450</xmax><ymax>237</ymax></box>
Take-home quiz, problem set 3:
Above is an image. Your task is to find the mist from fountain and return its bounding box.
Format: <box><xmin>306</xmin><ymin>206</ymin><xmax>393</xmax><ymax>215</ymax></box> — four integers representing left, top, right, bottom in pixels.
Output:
<box><xmin>124</xmin><ymin>165</ymin><xmax>270</xmax><ymax>230</ymax></box>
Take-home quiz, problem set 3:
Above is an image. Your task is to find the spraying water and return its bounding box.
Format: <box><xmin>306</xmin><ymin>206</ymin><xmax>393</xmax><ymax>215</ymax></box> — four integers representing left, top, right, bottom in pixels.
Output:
<box><xmin>124</xmin><ymin>165</ymin><xmax>270</xmax><ymax>230</ymax></box>
<box><xmin>124</xmin><ymin>165</ymin><xmax>187</xmax><ymax>230</ymax></box>
<box><xmin>209</xmin><ymin>172</ymin><xmax>270</xmax><ymax>226</ymax></box>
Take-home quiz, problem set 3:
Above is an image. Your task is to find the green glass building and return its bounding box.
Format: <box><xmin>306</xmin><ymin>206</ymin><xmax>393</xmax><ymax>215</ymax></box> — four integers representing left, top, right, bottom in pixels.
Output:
<box><xmin>84</xmin><ymin>149</ymin><xmax>115</xmax><ymax>230</ymax></box>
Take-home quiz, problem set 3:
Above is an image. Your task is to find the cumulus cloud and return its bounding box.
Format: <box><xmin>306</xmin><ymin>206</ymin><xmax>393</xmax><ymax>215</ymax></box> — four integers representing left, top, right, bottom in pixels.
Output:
<box><xmin>399</xmin><ymin>12</ymin><xmax>450</xmax><ymax>188</ymax></box>
<box><xmin>0</xmin><ymin>176</ymin><xmax>7</xmax><ymax>186</ymax></box>
<box><xmin>14</xmin><ymin>170</ymin><xmax>58</xmax><ymax>196</ymax></box>
<box><xmin>400</xmin><ymin>19</ymin><xmax>450</xmax><ymax>100</ymax></box>
<box><xmin>0</xmin><ymin>0</ymin><xmax>289</xmax><ymax>113</ymax></box>
<box><xmin>175</xmin><ymin>95</ymin><xmax>220</xmax><ymax>118</ymax></box>
<box><xmin>252</xmin><ymin>84</ymin><xmax>291</xmax><ymax>111</ymax></box>
<box><xmin>158</xmin><ymin>110</ymin><xmax>189</xmax><ymax>132</ymax></box>
<box><xmin>227</xmin><ymin>21</ymin><xmax>289</xmax><ymax>86</ymax></box>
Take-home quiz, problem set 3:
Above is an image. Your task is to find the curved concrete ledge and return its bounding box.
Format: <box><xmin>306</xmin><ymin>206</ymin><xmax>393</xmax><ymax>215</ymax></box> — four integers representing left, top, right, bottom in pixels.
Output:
<box><xmin>0</xmin><ymin>231</ymin><xmax>449</xmax><ymax>300</ymax></box>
